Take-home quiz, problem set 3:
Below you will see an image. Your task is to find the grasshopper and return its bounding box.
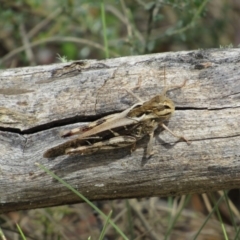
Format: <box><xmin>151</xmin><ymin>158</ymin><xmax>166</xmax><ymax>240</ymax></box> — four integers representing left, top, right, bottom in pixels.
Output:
<box><xmin>43</xmin><ymin>68</ymin><xmax>188</xmax><ymax>158</ymax></box>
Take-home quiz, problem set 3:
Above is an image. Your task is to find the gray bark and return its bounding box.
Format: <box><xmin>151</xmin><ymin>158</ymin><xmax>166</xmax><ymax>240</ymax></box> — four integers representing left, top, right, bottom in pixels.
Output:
<box><xmin>0</xmin><ymin>49</ymin><xmax>240</xmax><ymax>213</ymax></box>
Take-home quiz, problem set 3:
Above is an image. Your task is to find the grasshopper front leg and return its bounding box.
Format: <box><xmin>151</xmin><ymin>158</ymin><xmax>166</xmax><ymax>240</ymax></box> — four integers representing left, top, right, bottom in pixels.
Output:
<box><xmin>146</xmin><ymin>131</ymin><xmax>155</xmax><ymax>156</ymax></box>
<box><xmin>161</xmin><ymin>123</ymin><xmax>190</xmax><ymax>144</ymax></box>
<box><xmin>145</xmin><ymin>121</ymin><xmax>190</xmax><ymax>157</ymax></box>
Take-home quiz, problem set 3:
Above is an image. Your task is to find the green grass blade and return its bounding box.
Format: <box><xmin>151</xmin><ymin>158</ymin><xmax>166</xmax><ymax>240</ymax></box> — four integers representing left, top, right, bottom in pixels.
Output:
<box><xmin>100</xmin><ymin>0</ymin><xmax>109</xmax><ymax>58</ymax></box>
<box><xmin>193</xmin><ymin>194</ymin><xmax>225</xmax><ymax>240</ymax></box>
<box><xmin>210</xmin><ymin>194</ymin><xmax>228</xmax><ymax>240</ymax></box>
<box><xmin>36</xmin><ymin>163</ymin><xmax>128</xmax><ymax>240</ymax></box>
<box><xmin>99</xmin><ymin>210</ymin><xmax>112</xmax><ymax>240</ymax></box>
<box><xmin>16</xmin><ymin>224</ymin><xmax>27</xmax><ymax>240</ymax></box>
<box><xmin>164</xmin><ymin>195</ymin><xmax>191</xmax><ymax>240</ymax></box>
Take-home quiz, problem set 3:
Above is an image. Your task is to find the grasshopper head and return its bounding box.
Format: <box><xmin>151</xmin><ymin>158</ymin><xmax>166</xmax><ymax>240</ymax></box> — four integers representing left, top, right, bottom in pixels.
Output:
<box><xmin>150</xmin><ymin>95</ymin><xmax>175</xmax><ymax>119</ymax></box>
<box><xmin>127</xmin><ymin>94</ymin><xmax>175</xmax><ymax>120</ymax></box>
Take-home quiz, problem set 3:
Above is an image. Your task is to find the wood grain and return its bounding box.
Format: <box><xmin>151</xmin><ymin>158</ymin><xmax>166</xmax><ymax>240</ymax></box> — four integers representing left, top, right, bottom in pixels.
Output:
<box><xmin>0</xmin><ymin>49</ymin><xmax>240</xmax><ymax>213</ymax></box>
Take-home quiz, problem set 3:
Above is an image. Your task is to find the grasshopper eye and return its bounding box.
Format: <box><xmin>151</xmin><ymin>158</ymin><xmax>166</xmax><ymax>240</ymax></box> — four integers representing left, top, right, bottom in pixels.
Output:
<box><xmin>164</xmin><ymin>105</ymin><xmax>171</xmax><ymax>109</ymax></box>
<box><xmin>163</xmin><ymin>100</ymin><xmax>173</xmax><ymax>110</ymax></box>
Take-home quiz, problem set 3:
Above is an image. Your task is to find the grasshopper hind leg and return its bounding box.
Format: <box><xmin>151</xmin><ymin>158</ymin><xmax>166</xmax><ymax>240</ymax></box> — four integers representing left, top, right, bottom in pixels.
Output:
<box><xmin>65</xmin><ymin>136</ymin><xmax>137</xmax><ymax>155</ymax></box>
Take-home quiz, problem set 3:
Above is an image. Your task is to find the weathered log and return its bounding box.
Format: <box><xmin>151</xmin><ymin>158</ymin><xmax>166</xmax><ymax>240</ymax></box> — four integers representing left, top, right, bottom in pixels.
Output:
<box><xmin>0</xmin><ymin>49</ymin><xmax>240</xmax><ymax>213</ymax></box>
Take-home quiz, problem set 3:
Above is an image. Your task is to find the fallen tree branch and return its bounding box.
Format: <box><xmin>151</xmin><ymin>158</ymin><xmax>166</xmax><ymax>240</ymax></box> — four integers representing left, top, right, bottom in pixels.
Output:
<box><xmin>0</xmin><ymin>49</ymin><xmax>240</xmax><ymax>213</ymax></box>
